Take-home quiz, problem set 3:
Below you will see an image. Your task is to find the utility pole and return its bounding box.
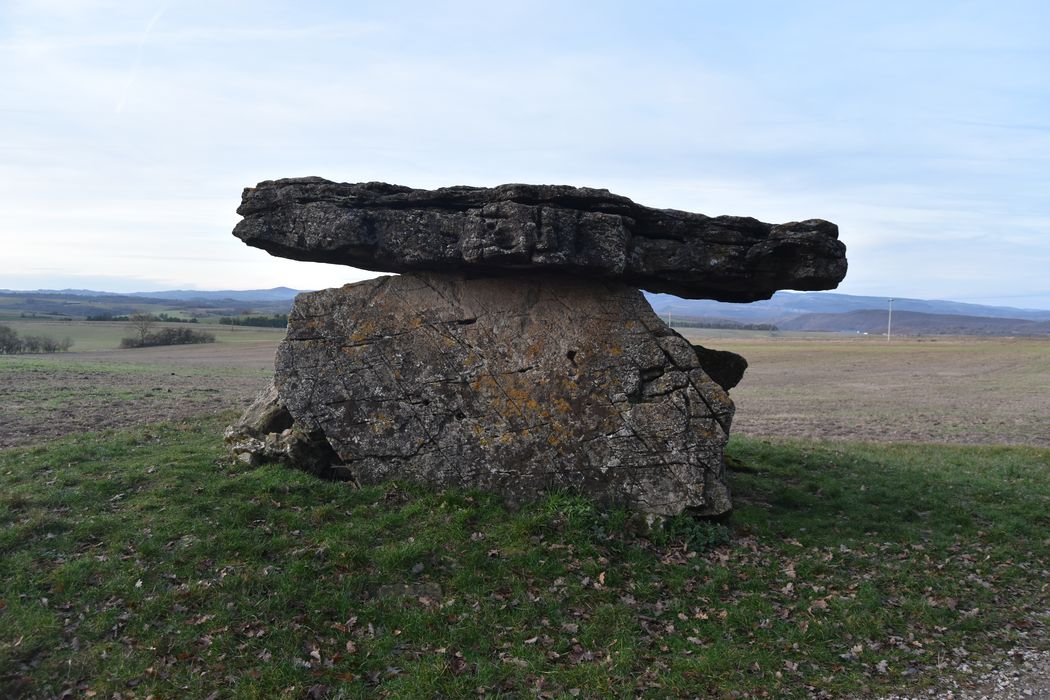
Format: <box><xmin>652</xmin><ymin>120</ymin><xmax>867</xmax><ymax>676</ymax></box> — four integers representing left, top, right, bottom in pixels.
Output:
<box><xmin>887</xmin><ymin>298</ymin><xmax>895</xmax><ymax>342</ymax></box>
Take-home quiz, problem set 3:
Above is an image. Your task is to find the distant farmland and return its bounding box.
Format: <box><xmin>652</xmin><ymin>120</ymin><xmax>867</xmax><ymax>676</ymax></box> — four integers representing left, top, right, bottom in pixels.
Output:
<box><xmin>0</xmin><ymin>290</ymin><xmax>295</xmax><ymax>322</ymax></box>
<box><xmin>778</xmin><ymin>309</ymin><xmax>1050</xmax><ymax>336</ymax></box>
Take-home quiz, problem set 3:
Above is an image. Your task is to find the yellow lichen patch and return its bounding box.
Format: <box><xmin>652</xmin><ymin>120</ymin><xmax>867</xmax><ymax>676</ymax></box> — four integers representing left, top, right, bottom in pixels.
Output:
<box><xmin>551</xmin><ymin>397</ymin><xmax>574</xmax><ymax>415</ymax></box>
<box><xmin>348</xmin><ymin>320</ymin><xmax>378</xmax><ymax>344</ymax></box>
<box><xmin>369</xmin><ymin>412</ymin><xmax>394</xmax><ymax>434</ymax></box>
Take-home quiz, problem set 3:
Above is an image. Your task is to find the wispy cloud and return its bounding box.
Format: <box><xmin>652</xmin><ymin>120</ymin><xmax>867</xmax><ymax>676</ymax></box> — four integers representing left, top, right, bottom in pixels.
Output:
<box><xmin>0</xmin><ymin>1</ymin><xmax>1048</xmax><ymax>306</ymax></box>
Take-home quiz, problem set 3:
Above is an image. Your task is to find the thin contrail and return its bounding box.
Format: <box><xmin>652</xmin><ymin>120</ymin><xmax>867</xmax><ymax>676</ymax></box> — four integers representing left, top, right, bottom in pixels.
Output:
<box><xmin>115</xmin><ymin>4</ymin><xmax>167</xmax><ymax>114</ymax></box>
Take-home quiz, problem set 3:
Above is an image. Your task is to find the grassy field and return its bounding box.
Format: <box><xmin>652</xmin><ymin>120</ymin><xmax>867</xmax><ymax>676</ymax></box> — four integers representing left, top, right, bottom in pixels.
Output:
<box><xmin>1</xmin><ymin>417</ymin><xmax>1047</xmax><ymax>698</ymax></box>
<box><xmin>1</xmin><ymin>319</ymin><xmax>285</xmax><ymax>353</ymax></box>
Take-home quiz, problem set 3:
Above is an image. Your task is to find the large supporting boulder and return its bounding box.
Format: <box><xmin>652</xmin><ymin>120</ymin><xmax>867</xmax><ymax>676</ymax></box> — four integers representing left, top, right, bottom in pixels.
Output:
<box><xmin>234</xmin><ymin>178</ymin><xmax>847</xmax><ymax>302</ymax></box>
<box><xmin>272</xmin><ymin>272</ymin><xmax>734</xmax><ymax>517</ymax></box>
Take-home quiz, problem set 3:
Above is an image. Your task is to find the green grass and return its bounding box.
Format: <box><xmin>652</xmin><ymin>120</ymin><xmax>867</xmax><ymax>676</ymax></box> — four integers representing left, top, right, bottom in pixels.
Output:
<box><xmin>1</xmin><ymin>420</ymin><xmax>1048</xmax><ymax>698</ymax></box>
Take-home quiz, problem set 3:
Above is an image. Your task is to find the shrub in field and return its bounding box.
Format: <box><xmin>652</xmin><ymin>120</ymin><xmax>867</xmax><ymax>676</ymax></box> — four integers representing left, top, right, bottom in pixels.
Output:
<box><xmin>0</xmin><ymin>324</ymin><xmax>72</xmax><ymax>353</ymax></box>
<box><xmin>21</xmin><ymin>335</ymin><xmax>73</xmax><ymax>353</ymax></box>
<box><xmin>120</xmin><ymin>327</ymin><xmax>216</xmax><ymax>348</ymax></box>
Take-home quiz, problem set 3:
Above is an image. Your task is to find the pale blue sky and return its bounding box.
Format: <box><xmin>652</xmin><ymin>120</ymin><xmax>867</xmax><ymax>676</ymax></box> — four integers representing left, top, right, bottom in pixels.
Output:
<box><xmin>2</xmin><ymin>1</ymin><xmax>1049</xmax><ymax>307</ymax></box>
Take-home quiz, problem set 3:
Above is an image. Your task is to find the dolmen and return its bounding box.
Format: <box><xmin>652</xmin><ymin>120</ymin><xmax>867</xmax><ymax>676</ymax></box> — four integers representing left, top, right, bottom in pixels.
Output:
<box><xmin>225</xmin><ymin>178</ymin><xmax>847</xmax><ymax>517</ymax></box>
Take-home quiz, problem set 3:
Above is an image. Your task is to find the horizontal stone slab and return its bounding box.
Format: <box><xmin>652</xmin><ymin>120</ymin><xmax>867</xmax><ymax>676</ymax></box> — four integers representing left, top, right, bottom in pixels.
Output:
<box><xmin>234</xmin><ymin>177</ymin><xmax>847</xmax><ymax>302</ymax></box>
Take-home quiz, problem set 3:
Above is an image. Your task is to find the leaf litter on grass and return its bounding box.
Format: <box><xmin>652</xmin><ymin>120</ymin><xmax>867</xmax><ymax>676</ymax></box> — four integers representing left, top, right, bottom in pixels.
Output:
<box><xmin>0</xmin><ymin>418</ymin><xmax>1048</xmax><ymax>698</ymax></box>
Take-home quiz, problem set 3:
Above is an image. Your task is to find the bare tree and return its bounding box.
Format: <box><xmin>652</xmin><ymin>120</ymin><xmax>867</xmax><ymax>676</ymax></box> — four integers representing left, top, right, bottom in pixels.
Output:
<box><xmin>128</xmin><ymin>312</ymin><xmax>156</xmax><ymax>346</ymax></box>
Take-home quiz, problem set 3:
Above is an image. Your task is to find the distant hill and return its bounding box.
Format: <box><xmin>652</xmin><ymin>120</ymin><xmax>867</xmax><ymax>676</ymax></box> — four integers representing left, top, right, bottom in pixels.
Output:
<box><xmin>0</xmin><ymin>288</ymin><xmax>306</xmax><ymax>320</ymax></box>
<box><xmin>646</xmin><ymin>291</ymin><xmax>1050</xmax><ymax>324</ymax></box>
<box><xmin>125</xmin><ymin>287</ymin><xmax>304</xmax><ymax>302</ymax></box>
<box><xmin>779</xmin><ymin>310</ymin><xmax>1050</xmax><ymax>336</ymax></box>
<box><xmin>19</xmin><ymin>287</ymin><xmax>306</xmax><ymax>302</ymax></box>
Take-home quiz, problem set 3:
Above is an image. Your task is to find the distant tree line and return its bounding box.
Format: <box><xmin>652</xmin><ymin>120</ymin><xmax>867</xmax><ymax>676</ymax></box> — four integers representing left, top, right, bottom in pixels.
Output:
<box><xmin>670</xmin><ymin>319</ymin><xmax>779</xmax><ymax>331</ymax></box>
<box><xmin>20</xmin><ymin>312</ymin><xmax>71</xmax><ymax>319</ymax></box>
<box><xmin>0</xmin><ymin>324</ymin><xmax>73</xmax><ymax>354</ymax></box>
<box><xmin>218</xmin><ymin>314</ymin><xmax>288</xmax><ymax>328</ymax></box>
<box><xmin>87</xmin><ymin>312</ymin><xmax>197</xmax><ymax>323</ymax></box>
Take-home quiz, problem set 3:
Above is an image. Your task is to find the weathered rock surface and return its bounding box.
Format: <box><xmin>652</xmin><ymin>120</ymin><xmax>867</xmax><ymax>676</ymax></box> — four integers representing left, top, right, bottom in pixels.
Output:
<box><xmin>271</xmin><ymin>272</ymin><xmax>736</xmax><ymax>516</ymax></box>
<box><xmin>235</xmin><ymin>177</ymin><xmax>847</xmax><ymax>302</ymax></box>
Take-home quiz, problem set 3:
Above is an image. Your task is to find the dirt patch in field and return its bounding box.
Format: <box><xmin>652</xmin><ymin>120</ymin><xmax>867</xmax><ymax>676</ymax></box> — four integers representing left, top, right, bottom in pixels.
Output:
<box><xmin>0</xmin><ymin>342</ymin><xmax>277</xmax><ymax>449</ymax></box>
<box><xmin>3</xmin><ymin>335</ymin><xmax>1049</xmax><ymax>450</ymax></box>
<box><xmin>681</xmin><ymin>334</ymin><xmax>1050</xmax><ymax>447</ymax></box>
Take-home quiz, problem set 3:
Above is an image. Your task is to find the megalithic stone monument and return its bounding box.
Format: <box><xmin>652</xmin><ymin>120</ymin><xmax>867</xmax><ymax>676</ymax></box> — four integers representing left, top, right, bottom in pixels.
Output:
<box><xmin>225</xmin><ymin>178</ymin><xmax>847</xmax><ymax>517</ymax></box>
